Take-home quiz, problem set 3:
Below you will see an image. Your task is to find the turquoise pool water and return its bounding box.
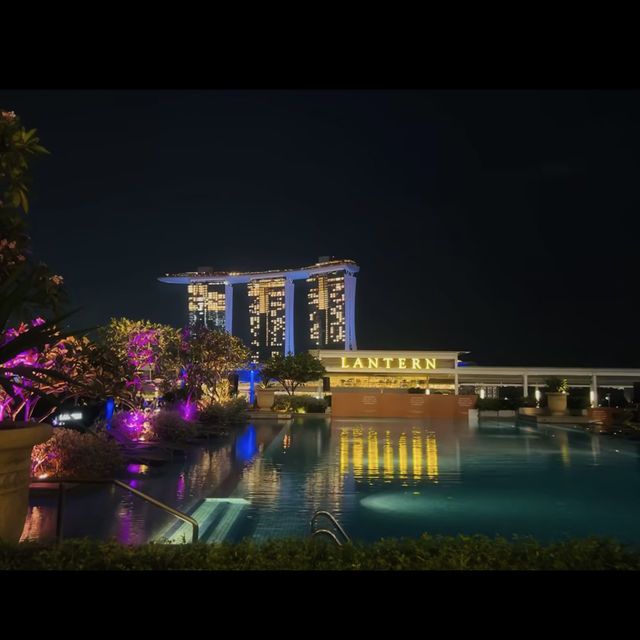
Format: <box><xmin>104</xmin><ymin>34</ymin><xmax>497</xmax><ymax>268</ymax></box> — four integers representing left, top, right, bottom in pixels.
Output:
<box><xmin>21</xmin><ymin>417</ymin><xmax>640</xmax><ymax>544</ymax></box>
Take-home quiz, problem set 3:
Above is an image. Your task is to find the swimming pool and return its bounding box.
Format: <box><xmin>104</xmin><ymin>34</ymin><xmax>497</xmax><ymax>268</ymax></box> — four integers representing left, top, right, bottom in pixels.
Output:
<box><xmin>21</xmin><ymin>417</ymin><xmax>640</xmax><ymax>545</ymax></box>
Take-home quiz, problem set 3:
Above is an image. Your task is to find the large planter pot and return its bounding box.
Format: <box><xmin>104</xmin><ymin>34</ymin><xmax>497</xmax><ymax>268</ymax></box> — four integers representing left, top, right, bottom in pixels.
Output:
<box><xmin>0</xmin><ymin>422</ymin><xmax>53</xmax><ymax>543</ymax></box>
<box><xmin>547</xmin><ymin>392</ymin><xmax>568</xmax><ymax>416</ymax></box>
<box><xmin>256</xmin><ymin>390</ymin><xmax>275</xmax><ymax>410</ymax></box>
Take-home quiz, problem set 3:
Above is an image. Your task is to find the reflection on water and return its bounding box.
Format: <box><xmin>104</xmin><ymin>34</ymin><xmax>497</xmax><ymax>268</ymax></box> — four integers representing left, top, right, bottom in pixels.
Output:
<box><xmin>339</xmin><ymin>426</ymin><xmax>440</xmax><ymax>485</ymax></box>
<box><xmin>232</xmin><ymin>418</ymin><xmax>640</xmax><ymax>544</ymax></box>
<box><xmin>21</xmin><ymin>422</ymin><xmax>283</xmax><ymax>544</ymax></box>
<box><xmin>22</xmin><ymin>417</ymin><xmax>640</xmax><ymax>545</ymax></box>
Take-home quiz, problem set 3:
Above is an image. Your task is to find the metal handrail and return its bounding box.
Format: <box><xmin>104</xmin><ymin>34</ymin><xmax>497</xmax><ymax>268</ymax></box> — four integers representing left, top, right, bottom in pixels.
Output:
<box><xmin>311</xmin><ymin>529</ymin><xmax>343</xmax><ymax>546</ymax></box>
<box><xmin>29</xmin><ymin>478</ymin><xmax>199</xmax><ymax>544</ymax></box>
<box><xmin>309</xmin><ymin>510</ymin><xmax>350</xmax><ymax>544</ymax></box>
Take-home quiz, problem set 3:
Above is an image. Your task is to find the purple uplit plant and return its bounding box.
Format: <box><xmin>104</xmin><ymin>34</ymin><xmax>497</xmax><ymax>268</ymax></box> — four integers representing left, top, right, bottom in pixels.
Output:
<box><xmin>0</xmin><ymin>318</ymin><xmax>66</xmax><ymax>422</ymax></box>
<box><xmin>122</xmin><ymin>410</ymin><xmax>151</xmax><ymax>441</ymax></box>
<box><xmin>180</xmin><ymin>392</ymin><xmax>196</xmax><ymax>421</ymax></box>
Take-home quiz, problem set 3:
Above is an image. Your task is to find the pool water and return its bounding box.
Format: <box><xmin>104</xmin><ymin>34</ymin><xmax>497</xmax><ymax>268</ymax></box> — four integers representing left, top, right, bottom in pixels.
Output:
<box><xmin>21</xmin><ymin>417</ymin><xmax>640</xmax><ymax>545</ymax></box>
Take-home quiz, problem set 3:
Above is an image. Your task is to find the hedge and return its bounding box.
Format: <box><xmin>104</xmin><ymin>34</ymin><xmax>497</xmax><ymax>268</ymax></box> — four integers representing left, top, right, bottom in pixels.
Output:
<box><xmin>2</xmin><ymin>535</ymin><xmax>639</xmax><ymax>570</ymax></box>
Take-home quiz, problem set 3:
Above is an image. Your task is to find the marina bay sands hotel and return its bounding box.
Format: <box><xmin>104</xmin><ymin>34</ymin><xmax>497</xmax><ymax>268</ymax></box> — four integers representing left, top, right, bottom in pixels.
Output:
<box><xmin>159</xmin><ymin>258</ymin><xmax>358</xmax><ymax>361</ymax></box>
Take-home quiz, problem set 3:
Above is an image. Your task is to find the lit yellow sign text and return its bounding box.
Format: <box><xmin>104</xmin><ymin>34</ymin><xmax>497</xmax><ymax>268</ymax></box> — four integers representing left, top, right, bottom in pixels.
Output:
<box><xmin>340</xmin><ymin>357</ymin><xmax>438</xmax><ymax>370</ymax></box>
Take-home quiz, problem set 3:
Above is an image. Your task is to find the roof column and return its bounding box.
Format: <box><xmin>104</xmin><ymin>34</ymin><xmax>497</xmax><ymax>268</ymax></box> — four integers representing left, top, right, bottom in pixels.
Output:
<box><xmin>523</xmin><ymin>372</ymin><xmax>528</xmax><ymax>399</ymax></box>
<box><xmin>284</xmin><ymin>278</ymin><xmax>295</xmax><ymax>355</ymax></box>
<box><xmin>344</xmin><ymin>272</ymin><xmax>357</xmax><ymax>350</ymax></box>
<box><xmin>225</xmin><ymin>283</ymin><xmax>233</xmax><ymax>334</ymax></box>
<box><xmin>591</xmin><ymin>374</ymin><xmax>598</xmax><ymax>408</ymax></box>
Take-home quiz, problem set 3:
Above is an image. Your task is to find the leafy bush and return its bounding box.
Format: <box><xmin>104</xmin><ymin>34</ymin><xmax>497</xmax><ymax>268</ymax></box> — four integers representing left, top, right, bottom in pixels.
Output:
<box><xmin>3</xmin><ymin>535</ymin><xmax>640</xmax><ymax>570</ymax></box>
<box><xmin>272</xmin><ymin>395</ymin><xmax>327</xmax><ymax>413</ymax></box>
<box><xmin>150</xmin><ymin>410</ymin><xmax>197</xmax><ymax>442</ymax></box>
<box><xmin>31</xmin><ymin>427</ymin><xmax>124</xmax><ymax>479</ymax></box>
<box><xmin>408</xmin><ymin>387</ymin><xmax>425</xmax><ymax>394</ymax></box>
<box><xmin>199</xmin><ymin>397</ymin><xmax>250</xmax><ymax>425</ymax></box>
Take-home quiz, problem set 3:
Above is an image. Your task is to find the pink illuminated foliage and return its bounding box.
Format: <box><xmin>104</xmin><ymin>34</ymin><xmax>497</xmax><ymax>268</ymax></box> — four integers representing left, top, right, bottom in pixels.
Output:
<box><xmin>100</xmin><ymin>318</ymin><xmax>182</xmax><ymax>402</ymax></box>
<box><xmin>0</xmin><ymin>318</ymin><xmax>70</xmax><ymax>422</ymax></box>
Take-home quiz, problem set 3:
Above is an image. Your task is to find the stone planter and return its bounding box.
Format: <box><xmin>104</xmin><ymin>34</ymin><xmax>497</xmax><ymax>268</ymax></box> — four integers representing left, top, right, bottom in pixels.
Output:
<box><xmin>0</xmin><ymin>422</ymin><xmax>53</xmax><ymax>543</ymax></box>
<box><xmin>256</xmin><ymin>390</ymin><xmax>275</xmax><ymax>410</ymax></box>
<box><xmin>547</xmin><ymin>392</ymin><xmax>568</xmax><ymax>416</ymax></box>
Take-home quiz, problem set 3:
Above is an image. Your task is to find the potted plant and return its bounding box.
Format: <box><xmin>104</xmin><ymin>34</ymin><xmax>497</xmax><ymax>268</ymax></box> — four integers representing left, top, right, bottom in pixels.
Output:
<box><xmin>545</xmin><ymin>377</ymin><xmax>569</xmax><ymax>415</ymax></box>
<box><xmin>256</xmin><ymin>379</ymin><xmax>276</xmax><ymax>410</ymax></box>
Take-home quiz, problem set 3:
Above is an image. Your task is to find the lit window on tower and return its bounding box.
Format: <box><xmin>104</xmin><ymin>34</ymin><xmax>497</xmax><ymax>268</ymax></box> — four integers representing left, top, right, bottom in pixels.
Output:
<box><xmin>248</xmin><ymin>278</ymin><xmax>286</xmax><ymax>361</ymax></box>
<box><xmin>307</xmin><ymin>271</ymin><xmax>346</xmax><ymax>348</ymax></box>
<box><xmin>187</xmin><ymin>283</ymin><xmax>226</xmax><ymax>329</ymax></box>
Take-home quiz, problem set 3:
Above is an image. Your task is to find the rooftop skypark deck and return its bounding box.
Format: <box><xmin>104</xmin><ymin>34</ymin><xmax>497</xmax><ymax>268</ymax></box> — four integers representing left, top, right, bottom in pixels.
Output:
<box><xmin>159</xmin><ymin>259</ymin><xmax>360</xmax><ymax>284</ymax></box>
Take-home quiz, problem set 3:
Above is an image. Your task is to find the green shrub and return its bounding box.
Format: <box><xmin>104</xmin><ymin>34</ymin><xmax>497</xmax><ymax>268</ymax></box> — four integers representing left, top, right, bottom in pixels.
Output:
<box><xmin>150</xmin><ymin>410</ymin><xmax>197</xmax><ymax>443</ymax></box>
<box><xmin>200</xmin><ymin>397</ymin><xmax>250</xmax><ymax>425</ymax></box>
<box><xmin>31</xmin><ymin>427</ymin><xmax>124</xmax><ymax>479</ymax></box>
<box><xmin>272</xmin><ymin>395</ymin><xmax>327</xmax><ymax>413</ymax></box>
<box><xmin>545</xmin><ymin>377</ymin><xmax>568</xmax><ymax>393</ymax></box>
<box><xmin>408</xmin><ymin>387</ymin><xmax>425</xmax><ymax>394</ymax></box>
<box><xmin>2</xmin><ymin>535</ymin><xmax>640</xmax><ymax>570</ymax></box>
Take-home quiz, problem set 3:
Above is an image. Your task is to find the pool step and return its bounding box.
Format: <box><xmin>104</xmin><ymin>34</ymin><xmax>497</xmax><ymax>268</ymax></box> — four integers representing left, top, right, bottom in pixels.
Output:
<box><xmin>156</xmin><ymin>498</ymin><xmax>250</xmax><ymax>544</ymax></box>
<box><xmin>202</xmin><ymin>500</ymin><xmax>249</xmax><ymax>544</ymax></box>
<box><xmin>162</xmin><ymin>499</ymin><xmax>223</xmax><ymax>544</ymax></box>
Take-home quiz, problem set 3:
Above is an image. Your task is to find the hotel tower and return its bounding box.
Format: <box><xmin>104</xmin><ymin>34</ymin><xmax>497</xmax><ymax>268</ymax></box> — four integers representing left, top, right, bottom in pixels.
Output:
<box><xmin>159</xmin><ymin>258</ymin><xmax>359</xmax><ymax>361</ymax></box>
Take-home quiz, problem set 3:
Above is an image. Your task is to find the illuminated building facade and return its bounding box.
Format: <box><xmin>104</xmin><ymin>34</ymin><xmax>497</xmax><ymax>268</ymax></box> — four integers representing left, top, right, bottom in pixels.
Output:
<box><xmin>187</xmin><ymin>282</ymin><xmax>226</xmax><ymax>329</ymax></box>
<box><xmin>248</xmin><ymin>278</ymin><xmax>287</xmax><ymax>361</ymax></box>
<box><xmin>159</xmin><ymin>259</ymin><xmax>359</xmax><ymax>361</ymax></box>
<box><xmin>308</xmin><ymin>271</ymin><xmax>348</xmax><ymax>348</ymax></box>
<box><xmin>317</xmin><ymin>349</ymin><xmax>640</xmax><ymax>407</ymax></box>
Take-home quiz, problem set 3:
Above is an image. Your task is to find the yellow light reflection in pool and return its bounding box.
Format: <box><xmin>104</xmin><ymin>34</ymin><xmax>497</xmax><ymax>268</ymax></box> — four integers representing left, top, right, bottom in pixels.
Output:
<box><xmin>412</xmin><ymin>429</ymin><xmax>422</xmax><ymax>480</ymax></box>
<box><xmin>557</xmin><ymin>431</ymin><xmax>570</xmax><ymax>467</ymax></box>
<box><xmin>426</xmin><ymin>431</ymin><xmax>439</xmax><ymax>482</ymax></box>
<box><xmin>368</xmin><ymin>429</ymin><xmax>379</xmax><ymax>479</ymax></box>
<box><xmin>398</xmin><ymin>432</ymin><xmax>408</xmax><ymax>481</ymax></box>
<box><xmin>383</xmin><ymin>430</ymin><xmax>393</xmax><ymax>481</ymax></box>
<box><xmin>340</xmin><ymin>429</ymin><xmax>349</xmax><ymax>476</ymax></box>
<box><xmin>353</xmin><ymin>428</ymin><xmax>364</xmax><ymax>479</ymax></box>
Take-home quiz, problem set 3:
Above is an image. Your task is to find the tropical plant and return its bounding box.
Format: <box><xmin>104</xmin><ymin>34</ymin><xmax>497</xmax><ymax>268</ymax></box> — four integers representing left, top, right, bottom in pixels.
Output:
<box><xmin>0</xmin><ymin>109</ymin><xmax>68</xmax><ymax>319</ymax></box>
<box><xmin>181</xmin><ymin>327</ymin><xmax>250</xmax><ymax>408</ymax></box>
<box><xmin>545</xmin><ymin>377</ymin><xmax>568</xmax><ymax>393</ymax></box>
<box><xmin>261</xmin><ymin>352</ymin><xmax>326</xmax><ymax>396</ymax></box>
<box><xmin>0</xmin><ymin>109</ymin><xmax>87</xmax><ymax>422</ymax></box>
<box><xmin>99</xmin><ymin>318</ymin><xmax>182</xmax><ymax>397</ymax></box>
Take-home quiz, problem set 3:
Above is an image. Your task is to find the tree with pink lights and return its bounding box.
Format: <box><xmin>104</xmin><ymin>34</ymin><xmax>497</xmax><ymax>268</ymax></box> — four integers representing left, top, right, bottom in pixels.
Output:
<box><xmin>181</xmin><ymin>327</ymin><xmax>250</xmax><ymax>408</ymax></box>
<box><xmin>100</xmin><ymin>318</ymin><xmax>182</xmax><ymax>403</ymax></box>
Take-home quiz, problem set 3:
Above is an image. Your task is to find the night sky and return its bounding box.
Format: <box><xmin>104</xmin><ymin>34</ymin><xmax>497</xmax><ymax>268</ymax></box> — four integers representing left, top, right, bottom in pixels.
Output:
<box><xmin>3</xmin><ymin>90</ymin><xmax>639</xmax><ymax>368</ymax></box>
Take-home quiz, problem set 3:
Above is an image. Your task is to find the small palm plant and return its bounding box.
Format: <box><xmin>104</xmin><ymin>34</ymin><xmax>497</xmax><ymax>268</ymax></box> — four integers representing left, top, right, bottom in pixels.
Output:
<box><xmin>545</xmin><ymin>377</ymin><xmax>568</xmax><ymax>393</ymax></box>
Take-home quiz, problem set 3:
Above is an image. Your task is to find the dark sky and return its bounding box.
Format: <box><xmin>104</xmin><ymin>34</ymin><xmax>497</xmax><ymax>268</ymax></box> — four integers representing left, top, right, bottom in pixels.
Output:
<box><xmin>2</xmin><ymin>89</ymin><xmax>639</xmax><ymax>368</ymax></box>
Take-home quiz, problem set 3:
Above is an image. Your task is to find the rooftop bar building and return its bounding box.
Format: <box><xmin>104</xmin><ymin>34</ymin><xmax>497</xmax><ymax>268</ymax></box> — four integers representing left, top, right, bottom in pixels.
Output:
<box><xmin>317</xmin><ymin>349</ymin><xmax>640</xmax><ymax>417</ymax></box>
